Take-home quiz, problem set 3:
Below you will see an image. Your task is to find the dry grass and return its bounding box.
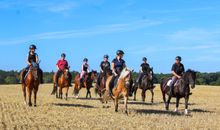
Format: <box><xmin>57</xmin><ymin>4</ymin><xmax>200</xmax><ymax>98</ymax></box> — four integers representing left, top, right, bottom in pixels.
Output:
<box><xmin>0</xmin><ymin>84</ymin><xmax>219</xmax><ymax>130</ymax></box>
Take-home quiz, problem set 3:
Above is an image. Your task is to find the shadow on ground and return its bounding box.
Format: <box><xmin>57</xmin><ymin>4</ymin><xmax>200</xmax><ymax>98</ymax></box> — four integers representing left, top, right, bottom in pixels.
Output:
<box><xmin>52</xmin><ymin>103</ymin><xmax>95</xmax><ymax>108</ymax></box>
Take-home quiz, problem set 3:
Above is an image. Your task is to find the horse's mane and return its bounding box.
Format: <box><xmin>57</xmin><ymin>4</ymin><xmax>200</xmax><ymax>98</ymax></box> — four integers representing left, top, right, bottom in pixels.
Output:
<box><xmin>119</xmin><ymin>67</ymin><xmax>131</xmax><ymax>79</ymax></box>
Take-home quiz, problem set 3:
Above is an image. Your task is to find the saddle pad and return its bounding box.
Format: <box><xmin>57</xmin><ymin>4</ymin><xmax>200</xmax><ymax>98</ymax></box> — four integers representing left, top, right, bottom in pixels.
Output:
<box><xmin>167</xmin><ymin>80</ymin><xmax>172</xmax><ymax>86</ymax></box>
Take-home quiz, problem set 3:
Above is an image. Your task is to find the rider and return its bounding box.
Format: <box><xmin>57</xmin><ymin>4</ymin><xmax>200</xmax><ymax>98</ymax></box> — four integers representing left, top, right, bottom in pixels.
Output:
<box><xmin>20</xmin><ymin>44</ymin><xmax>43</xmax><ymax>84</ymax></box>
<box><xmin>108</xmin><ymin>50</ymin><xmax>126</xmax><ymax>96</ymax></box>
<box><xmin>169</xmin><ymin>56</ymin><xmax>185</xmax><ymax>95</ymax></box>
<box><xmin>136</xmin><ymin>57</ymin><xmax>150</xmax><ymax>85</ymax></box>
<box><xmin>56</xmin><ymin>53</ymin><xmax>72</xmax><ymax>87</ymax></box>
<box><xmin>97</xmin><ymin>55</ymin><xmax>111</xmax><ymax>86</ymax></box>
<box><xmin>80</xmin><ymin>58</ymin><xmax>90</xmax><ymax>86</ymax></box>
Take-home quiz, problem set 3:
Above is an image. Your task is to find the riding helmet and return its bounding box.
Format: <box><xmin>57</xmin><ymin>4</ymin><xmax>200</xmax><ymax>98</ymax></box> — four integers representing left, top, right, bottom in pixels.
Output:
<box><xmin>143</xmin><ymin>57</ymin><xmax>147</xmax><ymax>61</ymax></box>
<box><xmin>29</xmin><ymin>44</ymin><xmax>37</xmax><ymax>50</ymax></box>
<box><xmin>176</xmin><ymin>56</ymin><xmax>182</xmax><ymax>61</ymax></box>
<box><xmin>104</xmin><ymin>55</ymin><xmax>109</xmax><ymax>59</ymax></box>
<box><xmin>61</xmin><ymin>53</ymin><xmax>66</xmax><ymax>57</ymax></box>
<box><xmin>116</xmin><ymin>50</ymin><xmax>124</xmax><ymax>55</ymax></box>
<box><xmin>83</xmin><ymin>58</ymin><xmax>88</xmax><ymax>62</ymax></box>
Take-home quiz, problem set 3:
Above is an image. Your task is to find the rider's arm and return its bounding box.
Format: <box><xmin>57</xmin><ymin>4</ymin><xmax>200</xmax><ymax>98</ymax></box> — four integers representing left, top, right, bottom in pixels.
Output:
<box><xmin>172</xmin><ymin>71</ymin><xmax>181</xmax><ymax>78</ymax></box>
<box><xmin>112</xmin><ymin>63</ymin><xmax>117</xmax><ymax>76</ymax></box>
<box><xmin>26</xmin><ymin>54</ymin><xmax>31</xmax><ymax>66</ymax></box>
<box><xmin>100</xmin><ymin>62</ymin><xmax>103</xmax><ymax>72</ymax></box>
<box><xmin>35</xmin><ymin>54</ymin><xmax>39</xmax><ymax>64</ymax></box>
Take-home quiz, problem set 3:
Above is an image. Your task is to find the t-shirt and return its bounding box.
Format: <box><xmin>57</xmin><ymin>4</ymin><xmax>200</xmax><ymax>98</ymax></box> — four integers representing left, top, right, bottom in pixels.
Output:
<box><xmin>171</xmin><ymin>63</ymin><xmax>185</xmax><ymax>76</ymax></box>
<box><xmin>27</xmin><ymin>52</ymin><xmax>38</xmax><ymax>63</ymax></box>
<box><xmin>56</xmin><ymin>59</ymin><xmax>68</xmax><ymax>71</ymax></box>
<box><xmin>112</xmin><ymin>58</ymin><xmax>125</xmax><ymax>74</ymax></box>
<box><xmin>141</xmin><ymin>63</ymin><xmax>150</xmax><ymax>73</ymax></box>
<box><xmin>100</xmin><ymin>61</ymin><xmax>111</xmax><ymax>72</ymax></box>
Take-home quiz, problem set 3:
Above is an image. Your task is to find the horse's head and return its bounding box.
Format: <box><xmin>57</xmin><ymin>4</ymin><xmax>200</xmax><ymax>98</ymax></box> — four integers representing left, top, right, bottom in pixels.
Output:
<box><xmin>90</xmin><ymin>70</ymin><xmax>98</xmax><ymax>82</ymax></box>
<box><xmin>148</xmin><ymin>67</ymin><xmax>154</xmax><ymax>80</ymax></box>
<box><xmin>119</xmin><ymin>67</ymin><xmax>132</xmax><ymax>87</ymax></box>
<box><xmin>30</xmin><ymin>66</ymin><xmax>38</xmax><ymax>81</ymax></box>
<box><xmin>63</xmin><ymin>69</ymin><xmax>69</xmax><ymax>80</ymax></box>
<box><xmin>185</xmin><ymin>69</ymin><xmax>197</xmax><ymax>89</ymax></box>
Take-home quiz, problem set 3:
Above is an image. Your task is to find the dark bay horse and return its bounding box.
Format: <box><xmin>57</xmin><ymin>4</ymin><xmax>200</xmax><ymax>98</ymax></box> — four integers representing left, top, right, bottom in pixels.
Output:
<box><xmin>20</xmin><ymin>66</ymin><xmax>40</xmax><ymax>107</ymax></box>
<box><xmin>95</xmin><ymin>71</ymin><xmax>112</xmax><ymax>98</ymax></box>
<box><xmin>160</xmin><ymin>69</ymin><xmax>196</xmax><ymax>115</ymax></box>
<box><xmin>133</xmin><ymin>68</ymin><xmax>155</xmax><ymax>103</ymax></box>
<box><xmin>73</xmin><ymin>70</ymin><xmax>98</xmax><ymax>99</ymax></box>
<box><xmin>102</xmin><ymin>68</ymin><xmax>133</xmax><ymax>115</ymax></box>
<box><xmin>52</xmin><ymin>69</ymin><xmax>70</xmax><ymax>100</ymax></box>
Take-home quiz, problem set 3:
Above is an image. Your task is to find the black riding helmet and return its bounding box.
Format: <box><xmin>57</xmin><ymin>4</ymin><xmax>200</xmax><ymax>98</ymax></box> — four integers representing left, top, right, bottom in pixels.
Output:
<box><xmin>176</xmin><ymin>56</ymin><xmax>182</xmax><ymax>61</ymax></box>
<box><xmin>116</xmin><ymin>50</ymin><xmax>124</xmax><ymax>55</ymax></box>
<box><xmin>143</xmin><ymin>57</ymin><xmax>147</xmax><ymax>61</ymax></box>
<box><xmin>29</xmin><ymin>44</ymin><xmax>37</xmax><ymax>50</ymax></box>
<box><xmin>104</xmin><ymin>55</ymin><xmax>109</xmax><ymax>59</ymax></box>
<box><xmin>83</xmin><ymin>58</ymin><xmax>88</xmax><ymax>62</ymax></box>
<box><xmin>61</xmin><ymin>53</ymin><xmax>66</xmax><ymax>58</ymax></box>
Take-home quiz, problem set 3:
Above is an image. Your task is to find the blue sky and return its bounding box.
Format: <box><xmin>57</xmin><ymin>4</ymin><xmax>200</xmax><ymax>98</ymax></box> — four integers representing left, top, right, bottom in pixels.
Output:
<box><xmin>0</xmin><ymin>0</ymin><xmax>220</xmax><ymax>73</ymax></box>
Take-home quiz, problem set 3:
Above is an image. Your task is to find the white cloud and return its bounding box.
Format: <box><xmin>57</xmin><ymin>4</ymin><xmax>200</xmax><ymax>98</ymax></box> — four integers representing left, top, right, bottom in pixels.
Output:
<box><xmin>0</xmin><ymin>19</ymin><xmax>163</xmax><ymax>45</ymax></box>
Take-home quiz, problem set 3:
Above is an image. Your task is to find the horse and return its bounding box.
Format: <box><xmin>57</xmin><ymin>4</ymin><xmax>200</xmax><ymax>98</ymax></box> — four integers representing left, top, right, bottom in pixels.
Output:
<box><xmin>20</xmin><ymin>65</ymin><xmax>40</xmax><ymax>107</ymax></box>
<box><xmin>95</xmin><ymin>70</ymin><xmax>112</xmax><ymax>98</ymax></box>
<box><xmin>160</xmin><ymin>69</ymin><xmax>196</xmax><ymax>115</ymax></box>
<box><xmin>102</xmin><ymin>67</ymin><xmax>132</xmax><ymax>115</ymax></box>
<box><xmin>52</xmin><ymin>68</ymin><xmax>70</xmax><ymax>100</ymax></box>
<box><xmin>73</xmin><ymin>70</ymin><xmax>98</xmax><ymax>99</ymax></box>
<box><xmin>133</xmin><ymin>68</ymin><xmax>155</xmax><ymax>103</ymax></box>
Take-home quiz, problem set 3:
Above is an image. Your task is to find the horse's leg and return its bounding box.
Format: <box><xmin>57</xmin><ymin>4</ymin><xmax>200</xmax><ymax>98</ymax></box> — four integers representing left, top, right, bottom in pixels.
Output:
<box><xmin>86</xmin><ymin>88</ymin><xmax>89</xmax><ymax>99</ymax></box>
<box><xmin>27</xmin><ymin>86</ymin><xmax>33</xmax><ymax>107</ymax></box>
<box><xmin>59</xmin><ymin>87</ymin><xmax>62</xmax><ymax>99</ymax></box>
<box><xmin>89</xmin><ymin>87</ymin><xmax>92</xmax><ymax>98</ymax></box>
<box><xmin>150</xmin><ymin>89</ymin><xmax>154</xmax><ymax>103</ymax></box>
<box><xmin>175</xmin><ymin>97</ymin><xmax>180</xmax><ymax>112</ymax></box>
<box><xmin>33</xmin><ymin>86</ymin><xmax>39</xmax><ymax>107</ymax></box>
<box><xmin>166</xmin><ymin>96</ymin><xmax>172</xmax><ymax>110</ymax></box>
<box><xmin>22</xmin><ymin>84</ymin><xmax>27</xmax><ymax>105</ymax></box>
<box><xmin>115</xmin><ymin>97</ymin><xmax>119</xmax><ymax>112</ymax></box>
<box><xmin>141</xmin><ymin>89</ymin><xmax>146</xmax><ymax>102</ymax></box>
<box><xmin>185</xmin><ymin>96</ymin><xmax>189</xmax><ymax>115</ymax></box>
<box><xmin>162</xmin><ymin>91</ymin><xmax>167</xmax><ymax>108</ymax></box>
<box><xmin>124</xmin><ymin>96</ymin><xmax>128</xmax><ymax>115</ymax></box>
<box><xmin>133</xmin><ymin>87</ymin><xmax>137</xmax><ymax>101</ymax></box>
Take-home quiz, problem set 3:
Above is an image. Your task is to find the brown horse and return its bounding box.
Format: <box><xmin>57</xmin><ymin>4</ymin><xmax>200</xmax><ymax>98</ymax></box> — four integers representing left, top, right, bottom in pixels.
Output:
<box><xmin>73</xmin><ymin>70</ymin><xmax>98</xmax><ymax>99</ymax></box>
<box><xmin>52</xmin><ymin>69</ymin><xmax>70</xmax><ymax>100</ymax></box>
<box><xmin>133</xmin><ymin>68</ymin><xmax>155</xmax><ymax>103</ymax></box>
<box><xmin>160</xmin><ymin>69</ymin><xmax>196</xmax><ymax>115</ymax></box>
<box><xmin>20</xmin><ymin>66</ymin><xmax>40</xmax><ymax>107</ymax></box>
<box><xmin>95</xmin><ymin>71</ymin><xmax>112</xmax><ymax>98</ymax></box>
<box><xmin>102</xmin><ymin>68</ymin><xmax>132</xmax><ymax>115</ymax></box>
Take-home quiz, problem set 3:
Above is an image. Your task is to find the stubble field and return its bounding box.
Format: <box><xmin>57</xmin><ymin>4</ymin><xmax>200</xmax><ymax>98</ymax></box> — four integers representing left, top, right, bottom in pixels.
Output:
<box><xmin>0</xmin><ymin>84</ymin><xmax>219</xmax><ymax>130</ymax></box>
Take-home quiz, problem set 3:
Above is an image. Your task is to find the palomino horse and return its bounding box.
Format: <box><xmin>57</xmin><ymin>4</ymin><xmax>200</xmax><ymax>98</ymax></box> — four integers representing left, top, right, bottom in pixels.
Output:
<box><xmin>20</xmin><ymin>66</ymin><xmax>40</xmax><ymax>107</ymax></box>
<box><xmin>160</xmin><ymin>69</ymin><xmax>196</xmax><ymax>115</ymax></box>
<box><xmin>103</xmin><ymin>68</ymin><xmax>132</xmax><ymax>115</ymax></box>
<box><xmin>52</xmin><ymin>69</ymin><xmax>70</xmax><ymax>100</ymax></box>
<box><xmin>73</xmin><ymin>70</ymin><xmax>98</xmax><ymax>98</ymax></box>
<box><xmin>133</xmin><ymin>68</ymin><xmax>155</xmax><ymax>103</ymax></box>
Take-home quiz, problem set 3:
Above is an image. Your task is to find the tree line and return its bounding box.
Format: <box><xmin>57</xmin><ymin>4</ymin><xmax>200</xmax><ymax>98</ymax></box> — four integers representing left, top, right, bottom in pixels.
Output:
<box><xmin>0</xmin><ymin>69</ymin><xmax>220</xmax><ymax>86</ymax></box>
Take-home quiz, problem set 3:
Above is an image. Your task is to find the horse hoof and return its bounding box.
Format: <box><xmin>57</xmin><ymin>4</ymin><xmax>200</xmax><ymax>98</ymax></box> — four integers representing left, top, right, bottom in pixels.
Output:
<box><xmin>115</xmin><ymin>110</ymin><xmax>118</xmax><ymax>112</ymax></box>
<box><xmin>34</xmin><ymin>105</ymin><xmax>37</xmax><ymax>107</ymax></box>
<box><xmin>28</xmin><ymin>103</ymin><xmax>32</xmax><ymax>107</ymax></box>
<box><xmin>174</xmin><ymin>108</ymin><xmax>178</xmax><ymax>112</ymax></box>
<box><xmin>125</xmin><ymin>111</ymin><xmax>128</xmax><ymax>115</ymax></box>
<box><xmin>185</xmin><ymin>109</ymin><xmax>189</xmax><ymax>115</ymax></box>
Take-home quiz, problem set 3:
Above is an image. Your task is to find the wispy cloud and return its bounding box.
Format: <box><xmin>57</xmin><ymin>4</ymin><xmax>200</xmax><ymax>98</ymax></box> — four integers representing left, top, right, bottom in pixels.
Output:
<box><xmin>0</xmin><ymin>19</ymin><xmax>163</xmax><ymax>45</ymax></box>
<box><xmin>167</xmin><ymin>28</ymin><xmax>220</xmax><ymax>44</ymax></box>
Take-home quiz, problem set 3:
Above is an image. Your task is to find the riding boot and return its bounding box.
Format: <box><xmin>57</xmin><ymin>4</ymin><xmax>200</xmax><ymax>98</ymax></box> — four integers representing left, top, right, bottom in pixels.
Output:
<box><xmin>80</xmin><ymin>78</ymin><xmax>83</xmax><ymax>87</ymax></box>
<box><xmin>169</xmin><ymin>85</ymin><xmax>174</xmax><ymax>96</ymax></box>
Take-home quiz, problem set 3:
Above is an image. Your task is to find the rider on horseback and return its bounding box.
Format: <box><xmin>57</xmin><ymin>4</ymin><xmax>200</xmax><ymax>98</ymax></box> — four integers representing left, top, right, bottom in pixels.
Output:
<box><xmin>97</xmin><ymin>55</ymin><xmax>111</xmax><ymax>86</ymax></box>
<box><xmin>169</xmin><ymin>56</ymin><xmax>185</xmax><ymax>95</ymax></box>
<box><xmin>20</xmin><ymin>44</ymin><xmax>43</xmax><ymax>84</ymax></box>
<box><xmin>136</xmin><ymin>57</ymin><xmax>150</xmax><ymax>86</ymax></box>
<box><xmin>108</xmin><ymin>50</ymin><xmax>126</xmax><ymax>96</ymax></box>
<box><xmin>56</xmin><ymin>53</ymin><xmax>72</xmax><ymax>87</ymax></box>
<box><xmin>80</xmin><ymin>58</ymin><xmax>90</xmax><ymax>87</ymax></box>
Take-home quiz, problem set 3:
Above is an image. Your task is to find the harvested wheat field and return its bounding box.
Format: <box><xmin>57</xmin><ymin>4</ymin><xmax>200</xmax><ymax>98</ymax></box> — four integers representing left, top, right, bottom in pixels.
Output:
<box><xmin>0</xmin><ymin>84</ymin><xmax>219</xmax><ymax>130</ymax></box>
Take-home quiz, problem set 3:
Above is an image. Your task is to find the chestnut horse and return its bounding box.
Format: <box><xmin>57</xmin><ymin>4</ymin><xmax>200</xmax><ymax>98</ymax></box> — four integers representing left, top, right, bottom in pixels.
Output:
<box><xmin>160</xmin><ymin>69</ymin><xmax>196</xmax><ymax>115</ymax></box>
<box><xmin>52</xmin><ymin>69</ymin><xmax>70</xmax><ymax>100</ymax></box>
<box><xmin>20</xmin><ymin>66</ymin><xmax>40</xmax><ymax>107</ymax></box>
<box><xmin>102</xmin><ymin>68</ymin><xmax>132</xmax><ymax>115</ymax></box>
<box><xmin>133</xmin><ymin>68</ymin><xmax>155</xmax><ymax>103</ymax></box>
<box><xmin>73</xmin><ymin>70</ymin><xmax>98</xmax><ymax>98</ymax></box>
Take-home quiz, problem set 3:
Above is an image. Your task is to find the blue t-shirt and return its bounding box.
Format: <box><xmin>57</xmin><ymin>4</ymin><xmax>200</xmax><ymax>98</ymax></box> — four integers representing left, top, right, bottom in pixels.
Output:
<box><xmin>112</xmin><ymin>58</ymin><xmax>125</xmax><ymax>74</ymax></box>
